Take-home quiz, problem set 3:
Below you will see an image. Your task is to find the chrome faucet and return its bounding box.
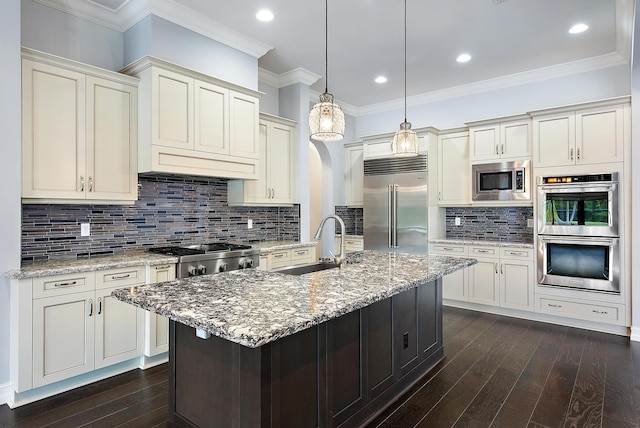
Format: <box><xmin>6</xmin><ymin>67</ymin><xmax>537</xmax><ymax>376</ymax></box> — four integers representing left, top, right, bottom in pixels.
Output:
<box><xmin>314</xmin><ymin>214</ymin><xmax>346</xmax><ymax>268</ymax></box>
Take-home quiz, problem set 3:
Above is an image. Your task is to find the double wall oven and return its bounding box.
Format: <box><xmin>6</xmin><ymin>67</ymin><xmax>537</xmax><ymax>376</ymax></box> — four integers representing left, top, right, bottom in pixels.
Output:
<box><xmin>537</xmin><ymin>173</ymin><xmax>620</xmax><ymax>293</ymax></box>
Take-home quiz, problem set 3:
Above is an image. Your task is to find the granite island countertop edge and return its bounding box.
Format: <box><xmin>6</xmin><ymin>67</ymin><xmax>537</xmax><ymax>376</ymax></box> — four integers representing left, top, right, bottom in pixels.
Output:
<box><xmin>111</xmin><ymin>250</ymin><xmax>476</xmax><ymax>348</ymax></box>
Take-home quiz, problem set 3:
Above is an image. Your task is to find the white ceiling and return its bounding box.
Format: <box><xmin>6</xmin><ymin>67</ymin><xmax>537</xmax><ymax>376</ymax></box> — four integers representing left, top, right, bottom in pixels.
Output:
<box><xmin>35</xmin><ymin>0</ymin><xmax>633</xmax><ymax>112</ymax></box>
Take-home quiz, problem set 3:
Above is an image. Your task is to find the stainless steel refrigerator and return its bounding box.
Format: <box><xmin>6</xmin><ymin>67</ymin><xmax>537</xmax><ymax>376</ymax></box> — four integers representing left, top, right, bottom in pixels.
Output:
<box><xmin>363</xmin><ymin>155</ymin><xmax>428</xmax><ymax>254</ymax></box>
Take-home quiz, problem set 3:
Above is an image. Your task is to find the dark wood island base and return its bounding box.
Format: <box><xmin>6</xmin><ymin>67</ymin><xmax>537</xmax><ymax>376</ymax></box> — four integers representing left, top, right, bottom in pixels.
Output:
<box><xmin>168</xmin><ymin>278</ymin><xmax>443</xmax><ymax>428</ymax></box>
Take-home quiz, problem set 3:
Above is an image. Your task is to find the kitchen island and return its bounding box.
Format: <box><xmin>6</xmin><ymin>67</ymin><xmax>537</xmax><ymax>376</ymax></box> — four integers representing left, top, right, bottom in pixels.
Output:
<box><xmin>112</xmin><ymin>250</ymin><xmax>476</xmax><ymax>427</ymax></box>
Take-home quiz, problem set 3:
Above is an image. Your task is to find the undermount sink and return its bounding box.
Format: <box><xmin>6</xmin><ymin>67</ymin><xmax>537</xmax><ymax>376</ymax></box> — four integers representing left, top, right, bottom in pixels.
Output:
<box><xmin>271</xmin><ymin>261</ymin><xmax>340</xmax><ymax>276</ymax></box>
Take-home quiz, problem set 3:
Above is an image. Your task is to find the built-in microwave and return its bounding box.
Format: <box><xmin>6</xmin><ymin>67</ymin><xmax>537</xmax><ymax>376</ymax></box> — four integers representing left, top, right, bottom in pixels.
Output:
<box><xmin>471</xmin><ymin>159</ymin><xmax>531</xmax><ymax>202</ymax></box>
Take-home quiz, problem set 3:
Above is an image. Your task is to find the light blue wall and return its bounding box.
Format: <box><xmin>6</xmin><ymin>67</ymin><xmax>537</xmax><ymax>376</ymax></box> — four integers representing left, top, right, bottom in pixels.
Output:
<box><xmin>21</xmin><ymin>0</ymin><xmax>123</xmax><ymax>70</ymax></box>
<box><xmin>355</xmin><ymin>64</ymin><xmax>631</xmax><ymax>138</ymax></box>
<box><xmin>1</xmin><ymin>0</ymin><xmax>22</xmax><ymax>400</ymax></box>
<box><xmin>258</xmin><ymin>81</ymin><xmax>279</xmax><ymax>116</ymax></box>
<box><xmin>123</xmin><ymin>14</ymin><xmax>152</xmax><ymax>67</ymax></box>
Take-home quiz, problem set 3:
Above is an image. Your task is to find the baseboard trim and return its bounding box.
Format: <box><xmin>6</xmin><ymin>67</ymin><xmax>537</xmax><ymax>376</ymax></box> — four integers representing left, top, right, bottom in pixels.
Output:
<box><xmin>630</xmin><ymin>326</ymin><xmax>640</xmax><ymax>342</ymax></box>
<box><xmin>0</xmin><ymin>382</ymin><xmax>11</xmax><ymax>406</ymax></box>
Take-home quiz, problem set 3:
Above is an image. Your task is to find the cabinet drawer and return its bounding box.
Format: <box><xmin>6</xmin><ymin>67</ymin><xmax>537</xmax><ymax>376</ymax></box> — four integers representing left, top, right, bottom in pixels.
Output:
<box><xmin>500</xmin><ymin>247</ymin><xmax>533</xmax><ymax>260</ymax></box>
<box><xmin>96</xmin><ymin>266</ymin><xmax>145</xmax><ymax>289</ymax></box>
<box><xmin>344</xmin><ymin>238</ymin><xmax>364</xmax><ymax>251</ymax></box>
<box><xmin>537</xmin><ymin>297</ymin><xmax>623</xmax><ymax>324</ymax></box>
<box><xmin>430</xmin><ymin>244</ymin><xmax>467</xmax><ymax>256</ymax></box>
<box><xmin>291</xmin><ymin>247</ymin><xmax>314</xmax><ymax>262</ymax></box>
<box><xmin>268</xmin><ymin>250</ymin><xmax>291</xmax><ymax>269</ymax></box>
<box><xmin>470</xmin><ymin>246</ymin><xmax>498</xmax><ymax>257</ymax></box>
<box><xmin>33</xmin><ymin>272</ymin><xmax>95</xmax><ymax>299</ymax></box>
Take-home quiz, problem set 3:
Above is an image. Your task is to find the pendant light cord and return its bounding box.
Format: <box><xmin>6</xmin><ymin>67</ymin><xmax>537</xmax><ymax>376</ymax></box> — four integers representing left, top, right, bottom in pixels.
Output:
<box><xmin>325</xmin><ymin>0</ymin><xmax>329</xmax><ymax>94</ymax></box>
<box><xmin>403</xmin><ymin>0</ymin><xmax>407</xmax><ymax>123</ymax></box>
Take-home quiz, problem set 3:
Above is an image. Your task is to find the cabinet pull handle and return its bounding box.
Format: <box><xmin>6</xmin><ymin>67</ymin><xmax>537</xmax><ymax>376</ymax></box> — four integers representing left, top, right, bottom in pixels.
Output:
<box><xmin>577</xmin><ymin>148</ymin><xmax>581</xmax><ymax>160</ymax></box>
<box><xmin>477</xmin><ymin>249</ymin><xmax>490</xmax><ymax>253</ymax></box>
<box><xmin>570</xmin><ymin>148</ymin><xmax>574</xmax><ymax>160</ymax></box>
<box><xmin>89</xmin><ymin>176</ymin><xmax>93</xmax><ymax>192</ymax></box>
<box><xmin>495</xmin><ymin>263</ymin><xmax>498</xmax><ymax>274</ymax></box>
<box><xmin>112</xmin><ymin>274</ymin><xmax>131</xmax><ymax>280</ymax></box>
<box><xmin>274</xmin><ymin>254</ymin><xmax>285</xmax><ymax>258</ymax></box>
<box><xmin>508</xmin><ymin>251</ymin><xmax>525</xmax><ymax>256</ymax></box>
<box><xmin>438</xmin><ymin>191</ymin><xmax>442</xmax><ymax>200</ymax></box>
<box><xmin>156</xmin><ymin>265</ymin><xmax>171</xmax><ymax>270</ymax></box>
<box><xmin>89</xmin><ymin>299</ymin><xmax>94</xmax><ymax>316</ymax></box>
<box><xmin>295</xmin><ymin>250</ymin><xmax>307</xmax><ymax>255</ymax></box>
<box><xmin>80</xmin><ymin>176</ymin><xmax>85</xmax><ymax>192</ymax></box>
<box><xmin>54</xmin><ymin>280</ymin><xmax>77</xmax><ymax>287</ymax></box>
<box><xmin>501</xmin><ymin>144</ymin><xmax>504</xmax><ymax>155</ymax></box>
<box><xmin>97</xmin><ymin>297</ymin><xmax>102</xmax><ymax>315</ymax></box>
<box><xmin>495</xmin><ymin>145</ymin><xmax>499</xmax><ymax>155</ymax></box>
<box><xmin>500</xmin><ymin>263</ymin><xmax>504</xmax><ymax>274</ymax></box>
<box><xmin>548</xmin><ymin>303</ymin><xmax>562</xmax><ymax>308</ymax></box>
<box><xmin>442</xmin><ymin>247</ymin><xmax>455</xmax><ymax>251</ymax></box>
<box><xmin>592</xmin><ymin>309</ymin><xmax>608</xmax><ymax>315</ymax></box>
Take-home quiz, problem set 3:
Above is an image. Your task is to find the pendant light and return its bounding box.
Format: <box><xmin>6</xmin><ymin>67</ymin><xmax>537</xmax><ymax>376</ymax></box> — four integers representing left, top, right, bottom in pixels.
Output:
<box><xmin>392</xmin><ymin>0</ymin><xmax>419</xmax><ymax>157</ymax></box>
<box><xmin>309</xmin><ymin>0</ymin><xmax>345</xmax><ymax>142</ymax></box>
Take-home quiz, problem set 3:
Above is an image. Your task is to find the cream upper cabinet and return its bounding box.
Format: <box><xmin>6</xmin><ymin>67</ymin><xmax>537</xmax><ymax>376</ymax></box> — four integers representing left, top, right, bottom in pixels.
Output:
<box><xmin>362</xmin><ymin>131</ymin><xmax>432</xmax><ymax>160</ymax></box>
<box><xmin>468</xmin><ymin>116</ymin><xmax>531</xmax><ymax>162</ymax></box>
<box><xmin>21</xmin><ymin>49</ymin><xmax>138</xmax><ymax>203</ymax></box>
<box><xmin>123</xmin><ymin>56</ymin><xmax>260</xmax><ymax>179</ymax></box>
<box><xmin>227</xmin><ymin>114</ymin><xmax>296</xmax><ymax>206</ymax></box>
<box><xmin>532</xmin><ymin>99</ymin><xmax>629</xmax><ymax>168</ymax></box>
<box><xmin>437</xmin><ymin>129</ymin><xmax>470</xmax><ymax>206</ymax></box>
<box><xmin>345</xmin><ymin>142</ymin><xmax>363</xmax><ymax>207</ymax></box>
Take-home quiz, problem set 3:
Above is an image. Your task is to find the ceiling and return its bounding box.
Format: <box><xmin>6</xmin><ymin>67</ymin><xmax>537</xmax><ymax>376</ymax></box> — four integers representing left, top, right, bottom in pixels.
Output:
<box><xmin>36</xmin><ymin>0</ymin><xmax>633</xmax><ymax>112</ymax></box>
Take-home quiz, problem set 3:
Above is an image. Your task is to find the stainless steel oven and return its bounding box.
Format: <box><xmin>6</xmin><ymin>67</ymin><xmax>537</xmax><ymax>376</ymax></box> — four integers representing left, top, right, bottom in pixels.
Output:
<box><xmin>537</xmin><ymin>235</ymin><xmax>619</xmax><ymax>293</ymax></box>
<box><xmin>537</xmin><ymin>172</ymin><xmax>619</xmax><ymax>237</ymax></box>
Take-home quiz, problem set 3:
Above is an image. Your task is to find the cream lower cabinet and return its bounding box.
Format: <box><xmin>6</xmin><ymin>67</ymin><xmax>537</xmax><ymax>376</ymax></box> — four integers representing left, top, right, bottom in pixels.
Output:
<box><xmin>19</xmin><ymin>266</ymin><xmax>145</xmax><ymax>391</ymax></box>
<box><xmin>228</xmin><ymin>114</ymin><xmax>296</xmax><ymax>205</ymax></box>
<box><xmin>21</xmin><ymin>48</ymin><xmax>138</xmax><ymax>203</ymax></box>
<box><xmin>335</xmin><ymin>236</ymin><xmax>364</xmax><ymax>253</ymax></box>
<box><xmin>468</xmin><ymin>248</ymin><xmax>500</xmax><ymax>306</ymax></box>
<box><xmin>144</xmin><ymin>263</ymin><xmax>176</xmax><ymax>357</ymax></box>
<box><xmin>257</xmin><ymin>246</ymin><xmax>317</xmax><ymax>271</ymax></box>
<box><xmin>429</xmin><ymin>243</ymin><xmax>469</xmax><ymax>301</ymax></box>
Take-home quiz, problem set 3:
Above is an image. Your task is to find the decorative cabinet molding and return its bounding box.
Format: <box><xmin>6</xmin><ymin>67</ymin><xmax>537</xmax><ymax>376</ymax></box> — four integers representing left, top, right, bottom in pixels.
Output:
<box><xmin>122</xmin><ymin>56</ymin><xmax>260</xmax><ymax>179</ymax></box>
<box><xmin>345</xmin><ymin>142</ymin><xmax>363</xmax><ymax>207</ymax></box>
<box><xmin>21</xmin><ymin>48</ymin><xmax>138</xmax><ymax>204</ymax></box>
<box><xmin>467</xmin><ymin>115</ymin><xmax>531</xmax><ymax>162</ymax></box>
<box><xmin>531</xmin><ymin>98</ymin><xmax>630</xmax><ymax>168</ymax></box>
<box><xmin>144</xmin><ymin>263</ymin><xmax>176</xmax><ymax>358</ymax></box>
<box><xmin>227</xmin><ymin>113</ymin><xmax>296</xmax><ymax>206</ymax></box>
<box><xmin>437</xmin><ymin>129</ymin><xmax>470</xmax><ymax>206</ymax></box>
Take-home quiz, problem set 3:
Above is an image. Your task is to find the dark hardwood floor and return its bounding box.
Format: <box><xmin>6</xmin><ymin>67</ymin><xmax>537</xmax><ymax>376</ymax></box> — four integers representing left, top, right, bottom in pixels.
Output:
<box><xmin>1</xmin><ymin>306</ymin><xmax>639</xmax><ymax>428</ymax></box>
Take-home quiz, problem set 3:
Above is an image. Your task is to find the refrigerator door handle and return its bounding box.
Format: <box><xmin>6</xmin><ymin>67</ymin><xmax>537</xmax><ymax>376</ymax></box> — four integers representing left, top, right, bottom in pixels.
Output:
<box><xmin>392</xmin><ymin>184</ymin><xmax>399</xmax><ymax>247</ymax></box>
<box><xmin>388</xmin><ymin>185</ymin><xmax>393</xmax><ymax>248</ymax></box>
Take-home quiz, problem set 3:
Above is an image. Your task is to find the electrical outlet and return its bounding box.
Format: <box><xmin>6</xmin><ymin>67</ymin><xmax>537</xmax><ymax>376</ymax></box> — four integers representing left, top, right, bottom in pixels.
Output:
<box><xmin>81</xmin><ymin>223</ymin><xmax>90</xmax><ymax>237</ymax></box>
<box><xmin>247</xmin><ymin>219</ymin><xmax>253</xmax><ymax>229</ymax></box>
<box><xmin>527</xmin><ymin>219</ymin><xmax>534</xmax><ymax>228</ymax></box>
<box><xmin>455</xmin><ymin>217</ymin><xmax>461</xmax><ymax>226</ymax></box>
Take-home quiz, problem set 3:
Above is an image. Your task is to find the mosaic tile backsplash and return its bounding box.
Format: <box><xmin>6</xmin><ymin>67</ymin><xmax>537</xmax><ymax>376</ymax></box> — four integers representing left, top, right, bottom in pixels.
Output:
<box><xmin>445</xmin><ymin>207</ymin><xmax>533</xmax><ymax>243</ymax></box>
<box><xmin>334</xmin><ymin>206</ymin><xmax>363</xmax><ymax>235</ymax></box>
<box><xmin>21</xmin><ymin>175</ymin><xmax>300</xmax><ymax>262</ymax></box>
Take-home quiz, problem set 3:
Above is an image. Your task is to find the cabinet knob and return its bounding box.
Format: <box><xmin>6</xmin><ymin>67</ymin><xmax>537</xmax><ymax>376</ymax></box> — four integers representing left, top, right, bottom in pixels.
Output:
<box><xmin>577</xmin><ymin>148</ymin><xmax>581</xmax><ymax>160</ymax></box>
<box><xmin>80</xmin><ymin>176</ymin><xmax>85</xmax><ymax>192</ymax></box>
<box><xmin>570</xmin><ymin>148</ymin><xmax>574</xmax><ymax>160</ymax></box>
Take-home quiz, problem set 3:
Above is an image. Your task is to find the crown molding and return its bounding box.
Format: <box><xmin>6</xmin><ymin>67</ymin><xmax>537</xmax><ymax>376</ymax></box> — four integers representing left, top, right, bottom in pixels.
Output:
<box><xmin>259</xmin><ymin>67</ymin><xmax>321</xmax><ymax>88</ymax></box>
<box><xmin>355</xmin><ymin>52</ymin><xmax>629</xmax><ymax>116</ymax></box>
<box><xmin>32</xmin><ymin>0</ymin><xmax>148</xmax><ymax>31</ymax></box>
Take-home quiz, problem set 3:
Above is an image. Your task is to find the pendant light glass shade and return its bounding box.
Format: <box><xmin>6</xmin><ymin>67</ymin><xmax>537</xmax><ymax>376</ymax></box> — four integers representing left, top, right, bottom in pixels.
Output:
<box><xmin>392</xmin><ymin>121</ymin><xmax>419</xmax><ymax>156</ymax></box>
<box><xmin>309</xmin><ymin>0</ymin><xmax>344</xmax><ymax>142</ymax></box>
<box><xmin>309</xmin><ymin>92</ymin><xmax>345</xmax><ymax>141</ymax></box>
<box><xmin>393</xmin><ymin>0</ymin><xmax>418</xmax><ymax>156</ymax></box>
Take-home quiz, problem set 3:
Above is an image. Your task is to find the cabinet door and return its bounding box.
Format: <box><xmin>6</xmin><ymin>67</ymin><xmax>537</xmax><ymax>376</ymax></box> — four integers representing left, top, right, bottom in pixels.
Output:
<box><xmin>499</xmin><ymin>260</ymin><xmax>534</xmax><ymax>311</ymax></box>
<box><xmin>442</xmin><ymin>268</ymin><xmax>468</xmax><ymax>301</ymax></box>
<box><xmin>229</xmin><ymin>90</ymin><xmax>259</xmax><ymax>159</ymax></box>
<box><xmin>22</xmin><ymin>59</ymin><xmax>86</xmax><ymax>199</ymax></box>
<box><xmin>87</xmin><ymin>76</ymin><xmax>138</xmax><ymax>201</ymax></box>
<box><xmin>95</xmin><ymin>286</ymin><xmax>144</xmax><ymax>369</ymax></box>
<box><xmin>468</xmin><ymin>258</ymin><xmax>499</xmax><ymax>305</ymax></box>
<box><xmin>239</xmin><ymin>121</ymin><xmax>270</xmax><ymax>204</ymax></box>
<box><xmin>576</xmin><ymin>104</ymin><xmax>625</xmax><ymax>165</ymax></box>
<box><xmin>345</xmin><ymin>145</ymin><xmax>364</xmax><ymax>206</ymax></box>
<box><xmin>533</xmin><ymin>113</ymin><xmax>575</xmax><ymax>167</ymax></box>
<box><xmin>32</xmin><ymin>292</ymin><xmax>95</xmax><ymax>388</ymax></box>
<box><xmin>438</xmin><ymin>132</ymin><xmax>470</xmax><ymax>205</ymax></box>
<box><xmin>152</xmin><ymin>68</ymin><xmax>193</xmax><ymax>150</ymax></box>
<box><xmin>501</xmin><ymin>120</ymin><xmax>531</xmax><ymax>159</ymax></box>
<box><xmin>194</xmin><ymin>80</ymin><xmax>228</xmax><ymax>154</ymax></box>
<box><xmin>469</xmin><ymin>125</ymin><xmax>498</xmax><ymax>161</ymax></box>
<box><xmin>269</xmin><ymin>122</ymin><xmax>295</xmax><ymax>204</ymax></box>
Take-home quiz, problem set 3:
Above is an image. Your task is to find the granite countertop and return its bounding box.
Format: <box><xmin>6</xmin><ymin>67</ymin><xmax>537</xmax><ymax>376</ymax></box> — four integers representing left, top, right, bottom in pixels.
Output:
<box><xmin>249</xmin><ymin>240</ymin><xmax>318</xmax><ymax>253</ymax></box>
<box><xmin>7</xmin><ymin>252</ymin><xmax>178</xmax><ymax>279</ymax></box>
<box><xmin>430</xmin><ymin>239</ymin><xmax>534</xmax><ymax>249</ymax></box>
<box><xmin>111</xmin><ymin>250</ymin><xmax>476</xmax><ymax>348</ymax></box>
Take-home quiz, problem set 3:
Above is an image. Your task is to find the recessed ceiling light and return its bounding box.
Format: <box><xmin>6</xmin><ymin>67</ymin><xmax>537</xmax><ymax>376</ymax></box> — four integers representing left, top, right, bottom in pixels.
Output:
<box><xmin>456</xmin><ymin>53</ymin><xmax>471</xmax><ymax>63</ymax></box>
<box><xmin>375</xmin><ymin>76</ymin><xmax>388</xmax><ymax>84</ymax></box>
<box><xmin>569</xmin><ymin>23</ymin><xmax>588</xmax><ymax>34</ymax></box>
<box><xmin>256</xmin><ymin>9</ymin><xmax>274</xmax><ymax>22</ymax></box>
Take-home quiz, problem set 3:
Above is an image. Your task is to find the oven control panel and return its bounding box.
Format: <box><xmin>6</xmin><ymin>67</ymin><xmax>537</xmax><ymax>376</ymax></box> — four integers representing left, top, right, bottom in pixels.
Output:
<box><xmin>540</xmin><ymin>173</ymin><xmax>615</xmax><ymax>184</ymax></box>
